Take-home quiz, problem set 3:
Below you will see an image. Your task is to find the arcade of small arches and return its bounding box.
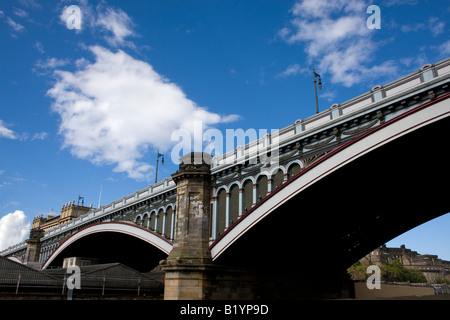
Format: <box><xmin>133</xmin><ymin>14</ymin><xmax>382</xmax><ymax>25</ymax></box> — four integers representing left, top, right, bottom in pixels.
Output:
<box><xmin>39</xmin><ymin>243</ymin><xmax>59</xmax><ymax>264</ymax></box>
<box><xmin>133</xmin><ymin>204</ymin><xmax>176</xmax><ymax>241</ymax></box>
<box><xmin>211</xmin><ymin>159</ymin><xmax>302</xmax><ymax>240</ymax></box>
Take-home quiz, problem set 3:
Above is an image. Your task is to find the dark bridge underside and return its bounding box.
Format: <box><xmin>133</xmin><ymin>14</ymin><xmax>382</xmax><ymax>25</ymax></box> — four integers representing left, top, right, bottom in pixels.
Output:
<box><xmin>215</xmin><ymin>115</ymin><xmax>450</xmax><ymax>298</ymax></box>
<box><xmin>47</xmin><ymin>232</ymin><xmax>167</xmax><ymax>272</ymax></box>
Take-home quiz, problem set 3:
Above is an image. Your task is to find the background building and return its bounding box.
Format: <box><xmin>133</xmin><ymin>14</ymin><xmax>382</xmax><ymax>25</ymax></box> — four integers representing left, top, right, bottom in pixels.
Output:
<box><xmin>364</xmin><ymin>245</ymin><xmax>450</xmax><ymax>283</ymax></box>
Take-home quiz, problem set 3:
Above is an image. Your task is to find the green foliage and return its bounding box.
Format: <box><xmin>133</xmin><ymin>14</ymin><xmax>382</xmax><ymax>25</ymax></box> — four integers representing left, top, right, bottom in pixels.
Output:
<box><xmin>435</xmin><ymin>278</ymin><xmax>450</xmax><ymax>285</ymax></box>
<box><xmin>347</xmin><ymin>261</ymin><xmax>367</xmax><ymax>281</ymax></box>
<box><xmin>381</xmin><ymin>261</ymin><xmax>427</xmax><ymax>283</ymax></box>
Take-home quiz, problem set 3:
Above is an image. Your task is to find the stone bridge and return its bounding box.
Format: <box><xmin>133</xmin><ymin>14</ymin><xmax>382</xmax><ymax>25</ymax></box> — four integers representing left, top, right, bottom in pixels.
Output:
<box><xmin>2</xmin><ymin>58</ymin><xmax>450</xmax><ymax>299</ymax></box>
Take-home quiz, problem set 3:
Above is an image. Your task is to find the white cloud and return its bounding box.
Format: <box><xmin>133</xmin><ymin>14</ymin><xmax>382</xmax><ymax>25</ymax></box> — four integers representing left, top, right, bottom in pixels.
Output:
<box><xmin>5</xmin><ymin>17</ymin><xmax>25</xmax><ymax>33</ymax></box>
<box><xmin>401</xmin><ymin>17</ymin><xmax>445</xmax><ymax>36</ymax></box>
<box><xmin>278</xmin><ymin>0</ymin><xmax>397</xmax><ymax>87</ymax></box>
<box><xmin>276</xmin><ymin>64</ymin><xmax>303</xmax><ymax>78</ymax></box>
<box><xmin>0</xmin><ymin>120</ymin><xmax>18</xmax><ymax>139</ymax></box>
<box><xmin>400</xmin><ymin>23</ymin><xmax>426</xmax><ymax>33</ymax></box>
<box><xmin>34</xmin><ymin>41</ymin><xmax>45</xmax><ymax>54</ymax></box>
<box><xmin>320</xmin><ymin>91</ymin><xmax>337</xmax><ymax>102</ymax></box>
<box><xmin>428</xmin><ymin>17</ymin><xmax>445</xmax><ymax>36</ymax></box>
<box><xmin>96</xmin><ymin>7</ymin><xmax>136</xmax><ymax>47</ymax></box>
<box><xmin>0</xmin><ymin>120</ymin><xmax>47</xmax><ymax>142</ymax></box>
<box><xmin>13</xmin><ymin>7</ymin><xmax>29</xmax><ymax>18</ymax></box>
<box><xmin>439</xmin><ymin>40</ymin><xmax>450</xmax><ymax>56</ymax></box>
<box><xmin>59</xmin><ymin>2</ymin><xmax>137</xmax><ymax>48</ymax></box>
<box><xmin>17</xmin><ymin>0</ymin><xmax>42</xmax><ymax>9</ymax></box>
<box><xmin>35</xmin><ymin>57</ymin><xmax>70</xmax><ymax>69</ymax></box>
<box><xmin>47</xmin><ymin>46</ymin><xmax>238</xmax><ymax>180</ymax></box>
<box><xmin>0</xmin><ymin>211</ymin><xmax>30</xmax><ymax>251</ymax></box>
<box><xmin>31</xmin><ymin>132</ymin><xmax>48</xmax><ymax>141</ymax></box>
<box><xmin>33</xmin><ymin>58</ymin><xmax>71</xmax><ymax>76</ymax></box>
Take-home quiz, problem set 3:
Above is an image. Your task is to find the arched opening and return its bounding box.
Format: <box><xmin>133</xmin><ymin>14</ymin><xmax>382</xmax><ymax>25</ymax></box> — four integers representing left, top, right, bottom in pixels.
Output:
<box><xmin>135</xmin><ymin>216</ymin><xmax>141</xmax><ymax>226</ymax></box>
<box><xmin>257</xmin><ymin>175</ymin><xmax>268</xmax><ymax>203</ymax></box>
<box><xmin>142</xmin><ymin>213</ymin><xmax>149</xmax><ymax>228</ymax></box>
<box><xmin>243</xmin><ymin>179</ymin><xmax>254</xmax><ymax>213</ymax></box>
<box><xmin>47</xmin><ymin>232</ymin><xmax>166</xmax><ymax>272</ymax></box>
<box><xmin>217</xmin><ymin>188</ymin><xmax>227</xmax><ymax>236</ymax></box>
<box><xmin>229</xmin><ymin>184</ymin><xmax>240</xmax><ymax>225</ymax></box>
<box><xmin>43</xmin><ymin>223</ymin><xmax>172</xmax><ymax>272</ymax></box>
<box><xmin>165</xmin><ymin>207</ymin><xmax>173</xmax><ymax>240</ymax></box>
<box><xmin>288</xmin><ymin>163</ymin><xmax>301</xmax><ymax>179</ymax></box>
<box><xmin>150</xmin><ymin>211</ymin><xmax>157</xmax><ymax>231</ymax></box>
<box><xmin>157</xmin><ymin>208</ymin><xmax>164</xmax><ymax>234</ymax></box>
<box><xmin>272</xmin><ymin>169</ymin><xmax>284</xmax><ymax>191</ymax></box>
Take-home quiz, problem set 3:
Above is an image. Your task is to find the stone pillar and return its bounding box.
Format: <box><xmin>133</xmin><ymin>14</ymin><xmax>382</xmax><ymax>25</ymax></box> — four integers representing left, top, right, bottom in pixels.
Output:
<box><xmin>170</xmin><ymin>210</ymin><xmax>176</xmax><ymax>241</ymax></box>
<box><xmin>238</xmin><ymin>188</ymin><xmax>243</xmax><ymax>217</ymax></box>
<box><xmin>211</xmin><ymin>196</ymin><xmax>218</xmax><ymax>241</ymax></box>
<box><xmin>225</xmin><ymin>193</ymin><xmax>230</xmax><ymax>229</ymax></box>
<box><xmin>267</xmin><ymin>178</ymin><xmax>273</xmax><ymax>195</ymax></box>
<box><xmin>161</xmin><ymin>152</ymin><xmax>216</xmax><ymax>300</ymax></box>
<box><xmin>24</xmin><ymin>239</ymin><xmax>41</xmax><ymax>264</ymax></box>
<box><xmin>24</xmin><ymin>228</ymin><xmax>43</xmax><ymax>268</ymax></box>
<box><xmin>252</xmin><ymin>184</ymin><xmax>257</xmax><ymax>207</ymax></box>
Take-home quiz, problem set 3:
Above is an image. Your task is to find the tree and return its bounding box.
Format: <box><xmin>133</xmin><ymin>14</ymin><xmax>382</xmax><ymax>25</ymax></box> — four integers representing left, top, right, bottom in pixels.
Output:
<box><xmin>381</xmin><ymin>261</ymin><xmax>427</xmax><ymax>283</ymax></box>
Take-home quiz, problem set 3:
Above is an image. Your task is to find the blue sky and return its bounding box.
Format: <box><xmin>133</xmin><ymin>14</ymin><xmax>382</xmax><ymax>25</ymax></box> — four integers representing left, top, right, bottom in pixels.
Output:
<box><xmin>0</xmin><ymin>0</ymin><xmax>449</xmax><ymax>259</ymax></box>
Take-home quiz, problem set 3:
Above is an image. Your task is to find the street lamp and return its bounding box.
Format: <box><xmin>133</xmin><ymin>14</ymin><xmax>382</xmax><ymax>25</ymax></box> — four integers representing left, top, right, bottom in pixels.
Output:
<box><xmin>313</xmin><ymin>68</ymin><xmax>323</xmax><ymax>114</ymax></box>
<box><xmin>155</xmin><ymin>151</ymin><xmax>164</xmax><ymax>184</ymax></box>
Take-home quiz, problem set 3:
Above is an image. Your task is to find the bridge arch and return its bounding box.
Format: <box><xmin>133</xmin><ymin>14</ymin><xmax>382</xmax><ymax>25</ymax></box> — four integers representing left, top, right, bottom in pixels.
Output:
<box><xmin>163</xmin><ymin>203</ymin><xmax>176</xmax><ymax>212</ymax></box>
<box><xmin>241</xmin><ymin>176</ymin><xmax>256</xmax><ymax>185</ymax></box>
<box><xmin>164</xmin><ymin>206</ymin><xmax>175</xmax><ymax>240</ymax></box>
<box><xmin>149</xmin><ymin>210</ymin><xmax>157</xmax><ymax>230</ymax></box>
<box><xmin>286</xmin><ymin>160</ymin><xmax>302</xmax><ymax>179</ymax></box>
<box><xmin>214</xmin><ymin>185</ymin><xmax>229</xmax><ymax>197</ymax></box>
<box><xmin>229</xmin><ymin>184</ymin><xmax>240</xmax><ymax>226</ymax></box>
<box><xmin>211</xmin><ymin>93</ymin><xmax>450</xmax><ymax>266</ymax></box>
<box><xmin>271</xmin><ymin>167</ymin><xmax>285</xmax><ymax>191</ymax></box>
<box><xmin>42</xmin><ymin>221</ymin><xmax>173</xmax><ymax>270</ymax></box>
<box><xmin>228</xmin><ymin>180</ymin><xmax>242</xmax><ymax>190</ymax></box>
<box><xmin>253</xmin><ymin>171</ymin><xmax>270</xmax><ymax>181</ymax></box>
<box><xmin>241</xmin><ymin>178</ymin><xmax>254</xmax><ymax>214</ymax></box>
<box><xmin>268</xmin><ymin>165</ymin><xmax>286</xmax><ymax>177</ymax></box>
<box><xmin>156</xmin><ymin>208</ymin><xmax>164</xmax><ymax>234</ymax></box>
<box><xmin>255</xmin><ymin>174</ymin><xmax>268</xmax><ymax>203</ymax></box>
<box><xmin>142</xmin><ymin>212</ymin><xmax>149</xmax><ymax>228</ymax></box>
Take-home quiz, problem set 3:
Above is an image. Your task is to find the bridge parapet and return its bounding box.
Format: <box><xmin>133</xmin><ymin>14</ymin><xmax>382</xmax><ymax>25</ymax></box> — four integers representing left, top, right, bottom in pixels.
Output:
<box><xmin>0</xmin><ymin>241</ymin><xmax>27</xmax><ymax>260</ymax></box>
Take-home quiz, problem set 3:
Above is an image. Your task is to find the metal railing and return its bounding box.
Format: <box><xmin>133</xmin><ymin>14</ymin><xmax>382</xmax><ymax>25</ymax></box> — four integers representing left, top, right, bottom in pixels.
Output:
<box><xmin>0</xmin><ymin>271</ymin><xmax>163</xmax><ymax>298</ymax></box>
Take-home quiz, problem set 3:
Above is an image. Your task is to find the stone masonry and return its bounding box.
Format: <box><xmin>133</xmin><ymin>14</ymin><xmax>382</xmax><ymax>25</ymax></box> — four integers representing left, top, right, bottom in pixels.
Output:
<box><xmin>160</xmin><ymin>152</ymin><xmax>217</xmax><ymax>300</ymax></box>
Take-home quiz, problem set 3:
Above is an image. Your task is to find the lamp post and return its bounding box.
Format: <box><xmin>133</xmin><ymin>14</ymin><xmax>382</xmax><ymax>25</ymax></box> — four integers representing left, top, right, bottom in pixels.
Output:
<box><xmin>155</xmin><ymin>151</ymin><xmax>164</xmax><ymax>183</ymax></box>
<box><xmin>313</xmin><ymin>68</ymin><xmax>323</xmax><ymax>114</ymax></box>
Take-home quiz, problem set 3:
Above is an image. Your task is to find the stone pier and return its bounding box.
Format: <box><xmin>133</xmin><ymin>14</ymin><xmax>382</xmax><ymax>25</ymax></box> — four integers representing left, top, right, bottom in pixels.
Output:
<box><xmin>160</xmin><ymin>152</ymin><xmax>217</xmax><ymax>300</ymax></box>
